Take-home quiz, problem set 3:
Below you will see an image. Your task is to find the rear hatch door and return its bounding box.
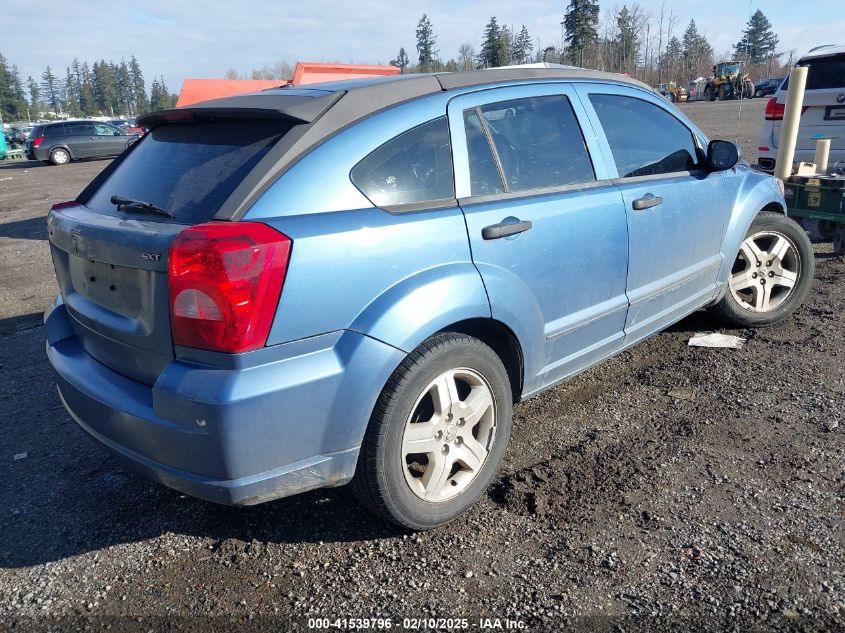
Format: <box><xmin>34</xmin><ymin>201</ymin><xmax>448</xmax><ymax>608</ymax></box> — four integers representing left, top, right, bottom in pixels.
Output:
<box><xmin>773</xmin><ymin>53</ymin><xmax>845</xmax><ymax>152</ymax></box>
<box><xmin>47</xmin><ymin>103</ymin><xmax>331</xmax><ymax>385</ymax></box>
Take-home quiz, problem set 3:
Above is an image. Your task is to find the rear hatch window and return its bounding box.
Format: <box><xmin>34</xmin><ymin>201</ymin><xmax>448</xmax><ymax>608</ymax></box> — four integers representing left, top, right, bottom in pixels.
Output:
<box><xmin>84</xmin><ymin>119</ymin><xmax>293</xmax><ymax>224</ymax></box>
<box><xmin>783</xmin><ymin>53</ymin><xmax>845</xmax><ymax>91</ymax></box>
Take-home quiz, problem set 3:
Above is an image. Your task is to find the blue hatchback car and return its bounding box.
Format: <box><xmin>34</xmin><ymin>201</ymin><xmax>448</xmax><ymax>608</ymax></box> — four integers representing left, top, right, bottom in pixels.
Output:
<box><xmin>45</xmin><ymin>67</ymin><xmax>813</xmax><ymax>529</ymax></box>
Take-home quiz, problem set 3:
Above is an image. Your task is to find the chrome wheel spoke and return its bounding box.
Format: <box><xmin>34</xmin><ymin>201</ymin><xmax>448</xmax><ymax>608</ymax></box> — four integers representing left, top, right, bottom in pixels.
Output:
<box><xmin>739</xmin><ymin>241</ymin><xmax>763</xmax><ymax>266</ymax></box>
<box><xmin>432</xmin><ymin>371</ymin><xmax>459</xmax><ymax>416</ymax></box>
<box><xmin>456</xmin><ymin>385</ymin><xmax>493</xmax><ymax>426</ymax></box>
<box><xmin>455</xmin><ymin>434</ymin><xmax>487</xmax><ymax>471</ymax></box>
<box><xmin>771</xmin><ymin>267</ymin><xmax>797</xmax><ymax>289</ymax></box>
<box><xmin>754</xmin><ymin>282</ymin><xmax>773</xmax><ymax>311</ymax></box>
<box><xmin>422</xmin><ymin>449</ymin><xmax>452</xmax><ymax>498</ymax></box>
<box><xmin>768</xmin><ymin>235</ymin><xmax>790</xmax><ymax>263</ymax></box>
<box><xmin>730</xmin><ymin>267</ymin><xmax>757</xmax><ymax>291</ymax></box>
<box><xmin>402</xmin><ymin>422</ymin><xmax>439</xmax><ymax>454</ymax></box>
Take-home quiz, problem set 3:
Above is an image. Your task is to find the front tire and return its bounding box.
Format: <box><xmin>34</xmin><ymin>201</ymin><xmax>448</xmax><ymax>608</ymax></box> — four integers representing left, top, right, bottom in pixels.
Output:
<box><xmin>352</xmin><ymin>332</ymin><xmax>513</xmax><ymax>530</ymax></box>
<box><xmin>713</xmin><ymin>211</ymin><xmax>814</xmax><ymax>327</ymax></box>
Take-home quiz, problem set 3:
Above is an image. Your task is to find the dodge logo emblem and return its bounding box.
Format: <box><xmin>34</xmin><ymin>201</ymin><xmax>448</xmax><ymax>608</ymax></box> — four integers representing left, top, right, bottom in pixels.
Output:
<box><xmin>838</xmin><ymin>93</ymin><xmax>845</xmax><ymax>103</ymax></box>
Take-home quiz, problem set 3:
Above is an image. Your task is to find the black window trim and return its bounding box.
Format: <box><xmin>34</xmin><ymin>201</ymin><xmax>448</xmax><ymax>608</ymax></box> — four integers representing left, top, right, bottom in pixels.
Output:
<box><xmin>348</xmin><ymin>115</ymin><xmax>458</xmax><ymax>214</ymax></box>
<box><xmin>461</xmin><ymin>93</ymin><xmax>600</xmax><ymax>202</ymax></box>
<box><xmin>472</xmin><ymin>106</ymin><xmax>509</xmax><ymax>194</ymax></box>
<box><xmin>588</xmin><ymin>91</ymin><xmax>706</xmax><ymax>179</ymax></box>
<box><xmin>458</xmin><ymin>177</ymin><xmax>617</xmax><ymax>207</ymax></box>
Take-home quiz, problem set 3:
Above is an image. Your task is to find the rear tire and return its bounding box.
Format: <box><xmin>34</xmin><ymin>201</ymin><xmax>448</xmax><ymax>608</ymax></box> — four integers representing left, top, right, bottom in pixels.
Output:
<box><xmin>755</xmin><ymin>89</ymin><xmax>763</xmax><ymax>98</ymax></box>
<box><xmin>713</xmin><ymin>212</ymin><xmax>814</xmax><ymax>327</ymax></box>
<box><xmin>49</xmin><ymin>148</ymin><xmax>70</xmax><ymax>165</ymax></box>
<box><xmin>352</xmin><ymin>332</ymin><xmax>513</xmax><ymax>530</ymax></box>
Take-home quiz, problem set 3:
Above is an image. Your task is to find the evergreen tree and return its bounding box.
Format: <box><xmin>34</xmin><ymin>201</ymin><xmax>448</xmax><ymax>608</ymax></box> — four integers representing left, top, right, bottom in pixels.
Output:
<box><xmin>128</xmin><ymin>55</ymin><xmax>148</xmax><ymax>113</ymax></box>
<box><xmin>682</xmin><ymin>20</ymin><xmax>714</xmax><ymax>77</ymax></box>
<box><xmin>734</xmin><ymin>9</ymin><xmax>779</xmax><ymax>66</ymax></box>
<box><xmin>563</xmin><ymin>0</ymin><xmax>600</xmax><ymax>67</ymax></box>
<box><xmin>27</xmin><ymin>76</ymin><xmax>40</xmax><ymax>118</ymax></box>
<box><xmin>415</xmin><ymin>14</ymin><xmax>438</xmax><ymax>73</ymax></box>
<box><xmin>390</xmin><ymin>47</ymin><xmax>410</xmax><ymax>74</ymax></box>
<box><xmin>478</xmin><ymin>17</ymin><xmax>501</xmax><ymax>68</ymax></box>
<box><xmin>92</xmin><ymin>61</ymin><xmax>118</xmax><ymax>115</ymax></box>
<box><xmin>662</xmin><ymin>36</ymin><xmax>684</xmax><ymax>81</ymax></box>
<box><xmin>513</xmin><ymin>26</ymin><xmax>534</xmax><ymax>65</ymax></box>
<box><xmin>614</xmin><ymin>6</ymin><xmax>639</xmax><ymax>75</ymax></box>
<box><xmin>116</xmin><ymin>60</ymin><xmax>132</xmax><ymax>114</ymax></box>
<box><xmin>41</xmin><ymin>66</ymin><xmax>61</xmax><ymax>114</ymax></box>
<box><xmin>63</xmin><ymin>66</ymin><xmax>81</xmax><ymax>117</ymax></box>
<box><xmin>497</xmin><ymin>24</ymin><xmax>513</xmax><ymax>66</ymax></box>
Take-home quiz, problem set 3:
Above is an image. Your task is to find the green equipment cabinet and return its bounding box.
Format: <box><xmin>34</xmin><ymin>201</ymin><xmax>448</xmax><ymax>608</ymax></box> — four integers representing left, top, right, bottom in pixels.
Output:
<box><xmin>784</xmin><ymin>175</ymin><xmax>845</xmax><ymax>255</ymax></box>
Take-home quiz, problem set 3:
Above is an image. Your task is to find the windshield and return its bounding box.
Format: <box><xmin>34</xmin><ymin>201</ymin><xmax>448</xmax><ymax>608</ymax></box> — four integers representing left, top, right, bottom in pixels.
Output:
<box><xmin>85</xmin><ymin>119</ymin><xmax>294</xmax><ymax>224</ymax></box>
<box><xmin>720</xmin><ymin>63</ymin><xmax>740</xmax><ymax>76</ymax></box>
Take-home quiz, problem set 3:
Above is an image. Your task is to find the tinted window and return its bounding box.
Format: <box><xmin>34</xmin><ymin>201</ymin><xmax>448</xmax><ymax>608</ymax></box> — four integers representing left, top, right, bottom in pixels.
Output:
<box><xmin>85</xmin><ymin>120</ymin><xmax>292</xmax><ymax>224</ymax></box>
<box><xmin>589</xmin><ymin>94</ymin><xmax>698</xmax><ymax>177</ymax></box>
<box><xmin>66</xmin><ymin>122</ymin><xmax>96</xmax><ymax>136</ymax></box>
<box><xmin>463</xmin><ymin>110</ymin><xmax>504</xmax><ymax>196</ymax></box>
<box><xmin>803</xmin><ymin>55</ymin><xmax>845</xmax><ymax>90</ymax></box>
<box><xmin>42</xmin><ymin>124</ymin><xmax>65</xmax><ymax>139</ymax></box>
<box><xmin>351</xmin><ymin>117</ymin><xmax>454</xmax><ymax>207</ymax></box>
<box><xmin>478</xmin><ymin>95</ymin><xmax>594</xmax><ymax>192</ymax></box>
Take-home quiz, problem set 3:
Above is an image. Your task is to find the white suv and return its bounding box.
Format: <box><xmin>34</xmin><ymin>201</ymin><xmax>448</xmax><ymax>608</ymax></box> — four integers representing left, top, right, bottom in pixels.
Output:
<box><xmin>757</xmin><ymin>45</ymin><xmax>845</xmax><ymax>173</ymax></box>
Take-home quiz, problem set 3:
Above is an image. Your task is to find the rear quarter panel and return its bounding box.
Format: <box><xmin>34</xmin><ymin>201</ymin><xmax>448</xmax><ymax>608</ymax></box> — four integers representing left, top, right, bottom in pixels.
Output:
<box><xmin>244</xmin><ymin>92</ymin><xmax>491</xmax><ymax>351</ymax></box>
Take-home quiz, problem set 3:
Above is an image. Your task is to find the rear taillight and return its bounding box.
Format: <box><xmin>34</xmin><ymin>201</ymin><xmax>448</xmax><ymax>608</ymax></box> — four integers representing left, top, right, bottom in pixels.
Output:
<box><xmin>31</xmin><ymin>135</ymin><xmax>43</xmax><ymax>148</ymax></box>
<box><xmin>168</xmin><ymin>221</ymin><xmax>291</xmax><ymax>353</ymax></box>
<box><xmin>50</xmin><ymin>200</ymin><xmax>79</xmax><ymax>211</ymax></box>
<box><xmin>764</xmin><ymin>97</ymin><xmax>808</xmax><ymax>120</ymax></box>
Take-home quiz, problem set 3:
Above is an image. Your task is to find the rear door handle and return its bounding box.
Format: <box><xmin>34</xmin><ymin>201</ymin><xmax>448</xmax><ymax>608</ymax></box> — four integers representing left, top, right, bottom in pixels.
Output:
<box><xmin>632</xmin><ymin>193</ymin><xmax>663</xmax><ymax>211</ymax></box>
<box><xmin>482</xmin><ymin>220</ymin><xmax>533</xmax><ymax>240</ymax></box>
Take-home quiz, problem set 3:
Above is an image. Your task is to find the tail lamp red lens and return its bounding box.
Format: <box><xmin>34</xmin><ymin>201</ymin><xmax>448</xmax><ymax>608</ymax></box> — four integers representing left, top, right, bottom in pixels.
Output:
<box><xmin>764</xmin><ymin>97</ymin><xmax>808</xmax><ymax>121</ymax></box>
<box><xmin>168</xmin><ymin>221</ymin><xmax>291</xmax><ymax>353</ymax></box>
<box><xmin>31</xmin><ymin>135</ymin><xmax>43</xmax><ymax>148</ymax></box>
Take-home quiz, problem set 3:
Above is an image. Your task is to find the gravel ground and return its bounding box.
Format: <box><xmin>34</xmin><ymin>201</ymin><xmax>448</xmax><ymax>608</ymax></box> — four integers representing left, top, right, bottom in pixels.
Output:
<box><xmin>1</xmin><ymin>98</ymin><xmax>843</xmax><ymax>632</ymax></box>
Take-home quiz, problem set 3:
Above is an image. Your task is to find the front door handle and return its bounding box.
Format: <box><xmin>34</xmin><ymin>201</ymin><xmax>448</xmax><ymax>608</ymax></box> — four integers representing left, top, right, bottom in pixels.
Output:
<box><xmin>482</xmin><ymin>220</ymin><xmax>533</xmax><ymax>240</ymax></box>
<box><xmin>632</xmin><ymin>193</ymin><xmax>663</xmax><ymax>211</ymax></box>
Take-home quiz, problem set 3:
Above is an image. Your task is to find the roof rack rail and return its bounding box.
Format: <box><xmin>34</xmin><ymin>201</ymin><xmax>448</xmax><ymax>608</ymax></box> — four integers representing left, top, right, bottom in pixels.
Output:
<box><xmin>808</xmin><ymin>44</ymin><xmax>836</xmax><ymax>52</ymax></box>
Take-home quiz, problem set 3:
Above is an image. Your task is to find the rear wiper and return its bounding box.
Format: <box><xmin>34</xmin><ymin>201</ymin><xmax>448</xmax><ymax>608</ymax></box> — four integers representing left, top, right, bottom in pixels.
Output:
<box><xmin>110</xmin><ymin>195</ymin><xmax>175</xmax><ymax>218</ymax></box>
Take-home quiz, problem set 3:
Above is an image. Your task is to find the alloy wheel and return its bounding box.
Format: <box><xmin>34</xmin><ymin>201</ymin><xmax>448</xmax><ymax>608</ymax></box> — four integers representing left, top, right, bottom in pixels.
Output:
<box><xmin>401</xmin><ymin>368</ymin><xmax>496</xmax><ymax>502</ymax></box>
<box><xmin>729</xmin><ymin>230</ymin><xmax>800</xmax><ymax>312</ymax></box>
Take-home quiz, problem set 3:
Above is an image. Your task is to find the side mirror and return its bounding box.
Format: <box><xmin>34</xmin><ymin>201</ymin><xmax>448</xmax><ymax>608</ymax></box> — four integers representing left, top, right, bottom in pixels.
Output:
<box><xmin>706</xmin><ymin>140</ymin><xmax>740</xmax><ymax>172</ymax></box>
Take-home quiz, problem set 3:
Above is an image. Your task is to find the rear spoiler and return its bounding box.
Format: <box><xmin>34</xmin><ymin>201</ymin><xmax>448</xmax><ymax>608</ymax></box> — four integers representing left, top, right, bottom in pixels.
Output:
<box><xmin>137</xmin><ymin>90</ymin><xmax>345</xmax><ymax>128</ymax></box>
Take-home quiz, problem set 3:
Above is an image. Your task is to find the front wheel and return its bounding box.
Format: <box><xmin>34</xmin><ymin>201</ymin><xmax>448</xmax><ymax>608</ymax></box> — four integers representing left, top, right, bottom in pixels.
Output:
<box><xmin>352</xmin><ymin>332</ymin><xmax>513</xmax><ymax>530</ymax></box>
<box><xmin>713</xmin><ymin>212</ymin><xmax>814</xmax><ymax>327</ymax></box>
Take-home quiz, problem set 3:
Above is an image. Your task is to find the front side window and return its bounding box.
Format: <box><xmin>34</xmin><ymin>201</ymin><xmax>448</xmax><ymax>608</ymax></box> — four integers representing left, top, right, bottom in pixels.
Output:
<box><xmin>95</xmin><ymin>123</ymin><xmax>120</xmax><ymax>136</ymax></box>
<box><xmin>589</xmin><ymin>94</ymin><xmax>698</xmax><ymax>178</ymax></box>
<box><xmin>351</xmin><ymin>117</ymin><xmax>454</xmax><ymax>208</ymax></box>
<box><xmin>474</xmin><ymin>95</ymin><xmax>595</xmax><ymax>193</ymax></box>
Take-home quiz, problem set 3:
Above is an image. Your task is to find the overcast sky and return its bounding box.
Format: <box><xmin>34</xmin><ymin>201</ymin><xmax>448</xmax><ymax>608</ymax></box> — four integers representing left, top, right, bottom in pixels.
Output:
<box><xmin>4</xmin><ymin>1</ymin><xmax>841</xmax><ymax>93</ymax></box>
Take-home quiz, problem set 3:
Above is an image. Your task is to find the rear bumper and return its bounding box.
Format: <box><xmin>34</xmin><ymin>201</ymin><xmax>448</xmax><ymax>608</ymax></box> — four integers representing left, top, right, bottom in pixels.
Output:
<box><xmin>45</xmin><ymin>297</ymin><xmax>405</xmax><ymax>505</ymax></box>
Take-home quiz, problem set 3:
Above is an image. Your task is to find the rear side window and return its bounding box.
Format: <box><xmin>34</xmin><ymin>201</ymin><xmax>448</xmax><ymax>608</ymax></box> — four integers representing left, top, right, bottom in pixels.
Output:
<box><xmin>477</xmin><ymin>95</ymin><xmax>595</xmax><ymax>192</ymax></box>
<box><xmin>589</xmin><ymin>94</ymin><xmax>698</xmax><ymax>177</ymax></box>
<box><xmin>43</xmin><ymin>124</ymin><xmax>65</xmax><ymax>139</ymax></box>
<box><xmin>66</xmin><ymin>122</ymin><xmax>96</xmax><ymax>136</ymax></box>
<box><xmin>85</xmin><ymin>120</ymin><xmax>292</xmax><ymax>224</ymax></box>
<box><xmin>351</xmin><ymin>117</ymin><xmax>454</xmax><ymax>208</ymax></box>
